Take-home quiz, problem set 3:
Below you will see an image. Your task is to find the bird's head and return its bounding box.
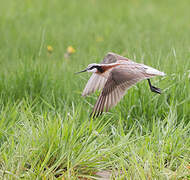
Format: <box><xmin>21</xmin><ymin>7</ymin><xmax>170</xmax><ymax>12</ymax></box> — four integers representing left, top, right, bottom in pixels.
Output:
<box><xmin>76</xmin><ymin>63</ymin><xmax>101</xmax><ymax>74</ymax></box>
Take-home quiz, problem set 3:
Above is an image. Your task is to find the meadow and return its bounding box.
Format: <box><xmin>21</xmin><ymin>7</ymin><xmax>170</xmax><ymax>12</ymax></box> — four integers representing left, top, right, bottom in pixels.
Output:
<box><xmin>0</xmin><ymin>0</ymin><xmax>190</xmax><ymax>179</ymax></box>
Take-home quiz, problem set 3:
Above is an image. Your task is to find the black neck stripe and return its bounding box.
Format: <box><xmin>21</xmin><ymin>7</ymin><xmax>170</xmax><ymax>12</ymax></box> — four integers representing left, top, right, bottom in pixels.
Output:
<box><xmin>94</xmin><ymin>66</ymin><xmax>104</xmax><ymax>73</ymax></box>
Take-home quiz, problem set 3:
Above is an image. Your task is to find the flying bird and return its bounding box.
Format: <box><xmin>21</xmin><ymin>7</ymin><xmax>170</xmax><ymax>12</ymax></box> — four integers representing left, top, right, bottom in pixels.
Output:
<box><xmin>76</xmin><ymin>52</ymin><xmax>165</xmax><ymax>117</ymax></box>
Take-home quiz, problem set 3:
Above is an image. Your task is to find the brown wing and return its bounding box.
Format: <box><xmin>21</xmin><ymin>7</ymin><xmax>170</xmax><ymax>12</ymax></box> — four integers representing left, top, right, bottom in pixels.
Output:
<box><xmin>100</xmin><ymin>52</ymin><xmax>130</xmax><ymax>64</ymax></box>
<box><xmin>82</xmin><ymin>73</ymin><xmax>107</xmax><ymax>96</ymax></box>
<box><xmin>91</xmin><ymin>66</ymin><xmax>154</xmax><ymax>117</ymax></box>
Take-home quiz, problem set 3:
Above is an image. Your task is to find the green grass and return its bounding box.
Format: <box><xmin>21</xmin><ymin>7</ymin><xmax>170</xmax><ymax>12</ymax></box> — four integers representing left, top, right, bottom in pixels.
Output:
<box><xmin>0</xmin><ymin>0</ymin><xmax>190</xmax><ymax>179</ymax></box>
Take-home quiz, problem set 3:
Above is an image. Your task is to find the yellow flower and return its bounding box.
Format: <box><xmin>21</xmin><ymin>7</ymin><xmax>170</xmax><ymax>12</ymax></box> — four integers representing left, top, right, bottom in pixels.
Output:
<box><xmin>47</xmin><ymin>45</ymin><xmax>53</xmax><ymax>53</ymax></box>
<box><xmin>67</xmin><ymin>46</ymin><xmax>76</xmax><ymax>54</ymax></box>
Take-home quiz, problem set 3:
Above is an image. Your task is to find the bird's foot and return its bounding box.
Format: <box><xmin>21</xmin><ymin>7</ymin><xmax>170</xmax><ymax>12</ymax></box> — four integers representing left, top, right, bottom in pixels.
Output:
<box><xmin>150</xmin><ymin>86</ymin><xmax>161</xmax><ymax>94</ymax></box>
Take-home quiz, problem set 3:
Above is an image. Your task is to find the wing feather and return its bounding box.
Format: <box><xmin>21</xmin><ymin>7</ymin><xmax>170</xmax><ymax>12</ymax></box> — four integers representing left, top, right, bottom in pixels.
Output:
<box><xmin>91</xmin><ymin>67</ymin><xmax>149</xmax><ymax>117</ymax></box>
<box><xmin>82</xmin><ymin>73</ymin><xmax>107</xmax><ymax>96</ymax></box>
<box><xmin>101</xmin><ymin>52</ymin><xmax>130</xmax><ymax>64</ymax></box>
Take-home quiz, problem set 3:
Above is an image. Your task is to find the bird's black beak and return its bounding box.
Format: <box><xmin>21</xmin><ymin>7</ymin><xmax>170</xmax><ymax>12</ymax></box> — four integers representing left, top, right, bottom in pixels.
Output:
<box><xmin>75</xmin><ymin>69</ymin><xmax>87</xmax><ymax>74</ymax></box>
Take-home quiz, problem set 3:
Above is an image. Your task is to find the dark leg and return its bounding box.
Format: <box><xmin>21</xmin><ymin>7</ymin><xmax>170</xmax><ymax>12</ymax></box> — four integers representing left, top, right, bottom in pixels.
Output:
<box><xmin>147</xmin><ymin>79</ymin><xmax>161</xmax><ymax>94</ymax></box>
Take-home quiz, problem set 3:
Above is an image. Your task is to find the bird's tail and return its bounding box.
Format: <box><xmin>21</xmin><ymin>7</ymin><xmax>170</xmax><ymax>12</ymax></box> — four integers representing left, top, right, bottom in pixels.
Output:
<box><xmin>145</xmin><ymin>66</ymin><xmax>166</xmax><ymax>76</ymax></box>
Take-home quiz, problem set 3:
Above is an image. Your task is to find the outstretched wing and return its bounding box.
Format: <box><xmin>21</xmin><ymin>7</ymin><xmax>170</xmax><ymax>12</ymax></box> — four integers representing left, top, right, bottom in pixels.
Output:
<box><xmin>82</xmin><ymin>73</ymin><xmax>107</xmax><ymax>96</ymax></box>
<box><xmin>91</xmin><ymin>66</ymin><xmax>158</xmax><ymax>117</ymax></box>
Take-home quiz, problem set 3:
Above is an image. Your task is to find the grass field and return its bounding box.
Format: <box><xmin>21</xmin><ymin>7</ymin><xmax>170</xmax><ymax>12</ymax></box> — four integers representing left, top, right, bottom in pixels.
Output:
<box><xmin>0</xmin><ymin>0</ymin><xmax>190</xmax><ymax>179</ymax></box>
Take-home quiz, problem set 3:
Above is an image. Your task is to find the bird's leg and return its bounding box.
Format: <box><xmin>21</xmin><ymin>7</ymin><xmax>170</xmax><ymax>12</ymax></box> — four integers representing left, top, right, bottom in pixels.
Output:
<box><xmin>147</xmin><ymin>79</ymin><xmax>161</xmax><ymax>94</ymax></box>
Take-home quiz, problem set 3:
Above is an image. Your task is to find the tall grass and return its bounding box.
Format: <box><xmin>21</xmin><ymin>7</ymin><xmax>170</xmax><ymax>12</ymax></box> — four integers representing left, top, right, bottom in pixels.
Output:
<box><xmin>0</xmin><ymin>0</ymin><xmax>189</xmax><ymax>179</ymax></box>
